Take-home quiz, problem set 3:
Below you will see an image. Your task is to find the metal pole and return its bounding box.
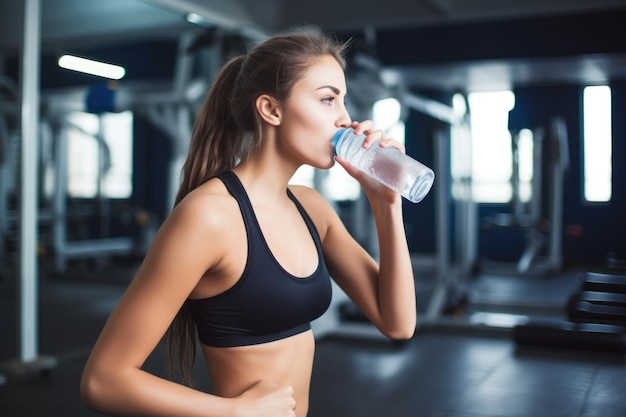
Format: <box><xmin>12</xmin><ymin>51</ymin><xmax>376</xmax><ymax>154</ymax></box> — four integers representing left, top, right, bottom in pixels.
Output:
<box><xmin>19</xmin><ymin>0</ymin><xmax>41</xmax><ymax>363</ymax></box>
<box><xmin>424</xmin><ymin>129</ymin><xmax>450</xmax><ymax>321</ymax></box>
<box><xmin>435</xmin><ymin>129</ymin><xmax>449</xmax><ymax>279</ymax></box>
<box><xmin>167</xmin><ymin>33</ymin><xmax>194</xmax><ymax>212</ymax></box>
<box><xmin>0</xmin><ymin>102</ymin><xmax>8</xmax><ymax>263</ymax></box>
<box><xmin>458</xmin><ymin>121</ymin><xmax>477</xmax><ymax>277</ymax></box>
<box><xmin>549</xmin><ymin>118</ymin><xmax>566</xmax><ymax>271</ymax></box>
<box><xmin>53</xmin><ymin>123</ymin><xmax>69</xmax><ymax>272</ymax></box>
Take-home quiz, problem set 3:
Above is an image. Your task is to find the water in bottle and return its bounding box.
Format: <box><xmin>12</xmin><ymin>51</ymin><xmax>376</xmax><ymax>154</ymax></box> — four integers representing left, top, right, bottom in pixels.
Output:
<box><xmin>332</xmin><ymin>128</ymin><xmax>435</xmax><ymax>203</ymax></box>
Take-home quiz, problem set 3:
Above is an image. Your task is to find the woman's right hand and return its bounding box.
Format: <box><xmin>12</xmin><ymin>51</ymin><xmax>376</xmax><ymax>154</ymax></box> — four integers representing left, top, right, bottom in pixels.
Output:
<box><xmin>233</xmin><ymin>380</ymin><xmax>296</xmax><ymax>417</ymax></box>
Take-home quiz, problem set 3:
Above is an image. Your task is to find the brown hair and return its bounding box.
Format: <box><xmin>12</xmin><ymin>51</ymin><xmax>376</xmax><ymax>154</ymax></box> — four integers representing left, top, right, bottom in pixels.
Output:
<box><xmin>164</xmin><ymin>26</ymin><xmax>350</xmax><ymax>386</ymax></box>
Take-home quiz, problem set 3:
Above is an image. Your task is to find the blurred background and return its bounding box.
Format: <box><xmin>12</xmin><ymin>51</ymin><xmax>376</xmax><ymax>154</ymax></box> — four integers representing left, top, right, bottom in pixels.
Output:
<box><xmin>1</xmin><ymin>1</ymin><xmax>626</xmax><ymax>416</ymax></box>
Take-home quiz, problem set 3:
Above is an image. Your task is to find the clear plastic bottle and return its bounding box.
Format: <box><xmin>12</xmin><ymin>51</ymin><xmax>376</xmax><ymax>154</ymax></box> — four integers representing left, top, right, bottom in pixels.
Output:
<box><xmin>332</xmin><ymin>127</ymin><xmax>435</xmax><ymax>203</ymax></box>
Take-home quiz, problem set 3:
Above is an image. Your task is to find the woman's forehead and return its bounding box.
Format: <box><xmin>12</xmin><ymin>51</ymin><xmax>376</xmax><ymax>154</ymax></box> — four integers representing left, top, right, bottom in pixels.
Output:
<box><xmin>299</xmin><ymin>55</ymin><xmax>347</xmax><ymax>93</ymax></box>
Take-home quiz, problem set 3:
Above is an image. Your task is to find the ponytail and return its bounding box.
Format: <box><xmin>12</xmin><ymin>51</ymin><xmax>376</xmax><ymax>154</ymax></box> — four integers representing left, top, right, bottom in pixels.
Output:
<box><xmin>174</xmin><ymin>55</ymin><xmax>247</xmax><ymax>207</ymax></box>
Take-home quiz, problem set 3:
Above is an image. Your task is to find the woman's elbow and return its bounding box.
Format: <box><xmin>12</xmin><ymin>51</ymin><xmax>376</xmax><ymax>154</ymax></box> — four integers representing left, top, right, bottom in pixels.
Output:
<box><xmin>80</xmin><ymin>366</ymin><xmax>110</xmax><ymax>412</ymax></box>
<box><xmin>380</xmin><ymin>319</ymin><xmax>416</xmax><ymax>341</ymax></box>
<box><xmin>386</xmin><ymin>326</ymin><xmax>415</xmax><ymax>341</ymax></box>
<box><xmin>80</xmin><ymin>370</ymin><xmax>98</xmax><ymax>410</ymax></box>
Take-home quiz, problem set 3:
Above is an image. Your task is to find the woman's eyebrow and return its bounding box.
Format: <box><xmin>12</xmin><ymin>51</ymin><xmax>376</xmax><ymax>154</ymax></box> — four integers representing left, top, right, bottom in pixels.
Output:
<box><xmin>316</xmin><ymin>85</ymin><xmax>341</xmax><ymax>95</ymax></box>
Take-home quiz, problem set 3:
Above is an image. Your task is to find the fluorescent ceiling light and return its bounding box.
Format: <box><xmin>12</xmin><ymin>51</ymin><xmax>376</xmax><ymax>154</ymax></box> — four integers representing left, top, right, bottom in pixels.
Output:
<box><xmin>185</xmin><ymin>12</ymin><xmax>214</xmax><ymax>28</ymax></box>
<box><xmin>58</xmin><ymin>55</ymin><xmax>125</xmax><ymax>80</ymax></box>
<box><xmin>186</xmin><ymin>12</ymin><xmax>204</xmax><ymax>24</ymax></box>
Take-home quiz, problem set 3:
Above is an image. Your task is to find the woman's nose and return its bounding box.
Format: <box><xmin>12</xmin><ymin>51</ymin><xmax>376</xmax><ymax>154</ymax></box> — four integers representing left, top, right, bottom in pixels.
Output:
<box><xmin>336</xmin><ymin>106</ymin><xmax>351</xmax><ymax>128</ymax></box>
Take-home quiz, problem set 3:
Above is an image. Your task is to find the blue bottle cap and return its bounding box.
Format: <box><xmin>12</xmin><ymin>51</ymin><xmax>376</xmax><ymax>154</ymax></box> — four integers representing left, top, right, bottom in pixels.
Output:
<box><xmin>331</xmin><ymin>128</ymin><xmax>351</xmax><ymax>149</ymax></box>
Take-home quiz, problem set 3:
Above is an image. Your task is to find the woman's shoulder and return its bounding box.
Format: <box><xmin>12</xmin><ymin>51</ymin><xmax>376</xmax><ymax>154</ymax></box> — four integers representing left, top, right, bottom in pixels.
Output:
<box><xmin>168</xmin><ymin>177</ymin><xmax>239</xmax><ymax>234</ymax></box>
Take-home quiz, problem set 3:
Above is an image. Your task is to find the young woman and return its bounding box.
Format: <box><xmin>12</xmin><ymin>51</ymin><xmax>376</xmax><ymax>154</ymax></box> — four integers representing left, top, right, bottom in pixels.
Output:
<box><xmin>80</xmin><ymin>27</ymin><xmax>416</xmax><ymax>417</ymax></box>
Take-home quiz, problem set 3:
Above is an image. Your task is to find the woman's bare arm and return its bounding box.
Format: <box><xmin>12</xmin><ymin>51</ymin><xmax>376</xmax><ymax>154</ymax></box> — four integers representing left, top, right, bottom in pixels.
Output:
<box><xmin>80</xmin><ymin>191</ymin><xmax>296</xmax><ymax>417</ymax></box>
<box><xmin>292</xmin><ymin>185</ymin><xmax>416</xmax><ymax>340</ymax></box>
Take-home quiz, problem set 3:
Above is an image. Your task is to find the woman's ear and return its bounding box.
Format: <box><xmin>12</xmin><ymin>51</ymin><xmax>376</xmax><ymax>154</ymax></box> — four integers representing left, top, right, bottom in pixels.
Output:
<box><xmin>255</xmin><ymin>94</ymin><xmax>282</xmax><ymax>126</ymax></box>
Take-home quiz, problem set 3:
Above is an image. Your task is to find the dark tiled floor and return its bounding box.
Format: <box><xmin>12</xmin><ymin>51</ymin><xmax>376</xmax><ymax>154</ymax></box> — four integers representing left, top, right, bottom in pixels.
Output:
<box><xmin>310</xmin><ymin>331</ymin><xmax>626</xmax><ymax>417</ymax></box>
<box><xmin>1</xmin><ymin>264</ymin><xmax>625</xmax><ymax>417</ymax></box>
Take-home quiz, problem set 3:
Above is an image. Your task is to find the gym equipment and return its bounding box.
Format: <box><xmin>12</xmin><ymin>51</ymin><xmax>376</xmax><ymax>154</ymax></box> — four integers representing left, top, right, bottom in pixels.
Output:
<box><xmin>567</xmin><ymin>272</ymin><xmax>626</xmax><ymax>326</ymax></box>
<box><xmin>581</xmin><ymin>271</ymin><xmax>626</xmax><ymax>293</ymax></box>
<box><xmin>49</xmin><ymin>117</ymin><xmax>135</xmax><ymax>272</ymax></box>
<box><xmin>481</xmin><ymin>117</ymin><xmax>569</xmax><ymax>276</ymax></box>
<box><xmin>513</xmin><ymin>272</ymin><xmax>626</xmax><ymax>352</ymax></box>
<box><xmin>569</xmin><ymin>301</ymin><xmax>626</xmax><ymax>327</ymax></box>
<box><xmin>513</xmin><ymin>319</ymin><xmax>626</xmax><ymax>353</ymax></box>
<box><xmin>570</xmin><ymin>291</ymin><xmax>626</xmax><ymax>307</ymax></box>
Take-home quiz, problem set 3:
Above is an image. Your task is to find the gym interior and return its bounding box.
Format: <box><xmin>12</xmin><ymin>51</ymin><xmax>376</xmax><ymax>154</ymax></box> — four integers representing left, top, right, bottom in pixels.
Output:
<box><xmin>2</xmin><ymin>1</ymin><xmax>626</xmax><ymax>416</ymax></box>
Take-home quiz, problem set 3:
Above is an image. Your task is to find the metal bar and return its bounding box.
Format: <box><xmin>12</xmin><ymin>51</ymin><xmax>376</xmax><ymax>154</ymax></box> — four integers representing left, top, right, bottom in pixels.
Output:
<box><xmin>404</xmin><ymin>92</ymin><xmax>464</xmax><ymax>127</ymax></box>
<box><xmin>19</xmin><ymin>0</ymin><xmax>41</xmax><ymax>363</ymax></box>
<box><xmin>60</xmin><ymin>238</ymin><xmax>134</xmax><ymax>257</ymax></box>
<box><xmin>139</xmin><ymin>0</ymin><xmax>267</xmax><ymax>40</ymax></box>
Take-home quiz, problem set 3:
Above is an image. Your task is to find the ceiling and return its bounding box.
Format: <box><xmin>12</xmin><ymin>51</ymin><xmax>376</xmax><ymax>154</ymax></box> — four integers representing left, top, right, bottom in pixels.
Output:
<box><xmin>1</xmin><ymin>0</ymin><xmax>626</xmax><ymax>92</ymax></box>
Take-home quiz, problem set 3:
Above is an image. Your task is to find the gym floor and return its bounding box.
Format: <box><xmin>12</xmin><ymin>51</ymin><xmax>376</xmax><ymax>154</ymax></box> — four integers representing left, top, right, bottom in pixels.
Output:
<box><xmin>1</xmin><ymin>262</ymin><xmax>625</xmax><ymax>417</ymax></box>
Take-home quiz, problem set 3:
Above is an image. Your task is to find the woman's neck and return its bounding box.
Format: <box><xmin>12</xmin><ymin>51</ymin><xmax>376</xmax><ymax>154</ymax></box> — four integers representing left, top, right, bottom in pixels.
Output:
<box><xmin>233</xmin><ymin>157</ymin><xmax>299</xmax><ymax>207</ymax></box>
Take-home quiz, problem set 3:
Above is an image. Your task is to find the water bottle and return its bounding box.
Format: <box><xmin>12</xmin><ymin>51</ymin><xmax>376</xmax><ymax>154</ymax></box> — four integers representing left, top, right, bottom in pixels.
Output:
<box><xmin>332</xmin><ymin>128</ymin><xmax>435</xmax><ymax>203</ymax></box>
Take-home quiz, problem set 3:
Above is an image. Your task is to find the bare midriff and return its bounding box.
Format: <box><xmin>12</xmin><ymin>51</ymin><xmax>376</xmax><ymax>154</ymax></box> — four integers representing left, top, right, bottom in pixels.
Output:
<box><xmin>200</xmin><ymin>329</ymin><xmax>316</xmax><ymax>417</ymax></box>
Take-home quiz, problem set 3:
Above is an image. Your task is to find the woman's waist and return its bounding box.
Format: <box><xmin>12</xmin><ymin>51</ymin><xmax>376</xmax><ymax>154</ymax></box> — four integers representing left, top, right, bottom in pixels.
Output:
<box><xmin>201</xmin><ymin>330</ymin><xmax>315</xmax><ymax>397</ymax></box>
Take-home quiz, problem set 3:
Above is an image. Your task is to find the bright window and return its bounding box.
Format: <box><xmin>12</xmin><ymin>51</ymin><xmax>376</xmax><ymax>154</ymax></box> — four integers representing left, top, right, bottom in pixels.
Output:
<box><xmin>373</xmin><ymin>97</ymin><xmax>405</xmax><ymax>144</ymax></box>
<box><xmin>67</xmin><ymin>111</ymin><xmax>133</xmax><ymax>198</ymax></box>
<box><xmin>583</xmin><ymin>86</ymin><xmax>612</xmax><ymax>202</ymax></box>
<box><xmin>517</xmin><ymin>128</ymin><xmax>534</xmax><ymax>203</ymax></box>
<box><xmin>467</xmin><ymin>91</ymin><xmax>515</xmax><ymax>203</ymax></box>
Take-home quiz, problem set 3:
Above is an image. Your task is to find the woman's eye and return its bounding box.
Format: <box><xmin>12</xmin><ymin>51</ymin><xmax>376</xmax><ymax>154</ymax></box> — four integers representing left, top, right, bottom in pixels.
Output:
<box><xmin>322</xmin><ymin>96</ymin><xmax>335</xmax><ymax>104</ymax></box>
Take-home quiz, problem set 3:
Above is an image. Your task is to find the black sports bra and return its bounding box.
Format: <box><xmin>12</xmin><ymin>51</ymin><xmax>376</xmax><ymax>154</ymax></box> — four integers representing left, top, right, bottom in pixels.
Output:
<box><xmin>186</xmin><ymin>171</ymin><xmax>333</xmax><ymax>347</ymax></box>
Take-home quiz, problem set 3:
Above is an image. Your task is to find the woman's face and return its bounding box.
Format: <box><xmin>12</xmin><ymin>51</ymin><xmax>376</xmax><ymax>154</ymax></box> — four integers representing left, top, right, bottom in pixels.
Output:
<box><xmin>276</xmin><ymin>54</ymin><xmax>352</xmax><ymax>169</ymax></box>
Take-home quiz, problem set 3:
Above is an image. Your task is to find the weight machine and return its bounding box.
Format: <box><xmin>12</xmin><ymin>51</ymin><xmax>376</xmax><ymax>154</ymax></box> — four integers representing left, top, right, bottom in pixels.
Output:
<box><xmin>481</xmin><ymin>116</ymin><xmax>569</xmax><ymax>276</ymax></box>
